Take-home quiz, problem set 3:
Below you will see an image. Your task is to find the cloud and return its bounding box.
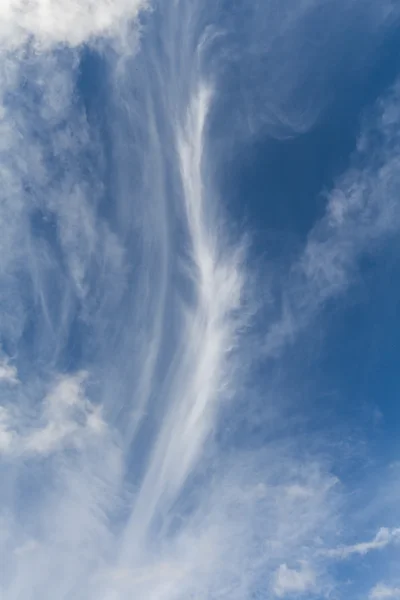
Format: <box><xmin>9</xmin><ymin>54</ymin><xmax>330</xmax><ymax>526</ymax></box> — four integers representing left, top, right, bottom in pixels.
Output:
<box><xmin>214</xmin><ymin>0</ymin><xmax>399</xmax><ymax>141</ymax></box>
<box><xmin>370</xmin><ymin>584</ymin><xmax>400</xmax><ymax>599</ymax></box>
<box><xmin>274</xmin><ymin>562</ymin><xmax>317</xmax><ymax>597</ymax></box>
<box><xmin>264</xmin><ymin>80</ymin><xmax>400</xmax><ymax>358</ymax></box>
<box><xmin>324</xmin><ymin>527</ymin><xmax>400</xmax><ymax>559</ymax></box>
<box><xmin>0</xmin><ymin>372</ymin><xmax>105</xmax><ymax>457</ymax></box>
<box><xmin>0</xmin><ymin>1</ymin><xmax>399</xmax><ymax>600</ymax></box>
<box><xmin>0</xmin><ymin>407</ymin><xmax>14</xmax><ymax>452</ymax></box>
<box><xmin>0</xmin><ymin>360</ymin><xmax>18</xmax><ymax>384</ymax></box>
<box><xmin>0</xmin><ymin>0</ymin><xmax>146</xmax><ymax>49</ymax></box>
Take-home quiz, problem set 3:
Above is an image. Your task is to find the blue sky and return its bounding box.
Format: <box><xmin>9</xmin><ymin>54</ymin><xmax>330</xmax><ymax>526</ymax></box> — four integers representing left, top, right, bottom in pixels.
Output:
<box><xmin>0</xmin><ymin>1</ymin><xmax>400</xmax><ymax>599</ymax></box>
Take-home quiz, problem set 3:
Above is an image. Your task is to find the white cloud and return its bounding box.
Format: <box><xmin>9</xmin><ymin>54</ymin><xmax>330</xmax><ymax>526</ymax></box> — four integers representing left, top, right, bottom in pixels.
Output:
<box><xmin>0</xmin><ymin>2</ymin><xmax>399</xmax><ymax>600</ymax></box>
<box><xmin>274</xmin><ymin>562</ymin><xmax>316</xmax><ymax>597</ymax></box>
<box><xmin>13</xmin><ymin>540</ymin><xmax>40</xmax><ymax>557</ymax></box>
<box><xmin>0</xmin><ymin>361</ymin><xmax>18</xmax><ymax>384</ymax></box>
<box><xmin>0</xmin><ymin>0</ymin><xmax>146</xmax><ymax>50</ymax></box>
<box><xmin>370</xmin><ymin>584</ymin><xmax>400</xmax><ymax>599</ymax></box>
<box><xmin>0</xmin><ymin>372</ymin><xmax>105</xmax><ymax>457</ymax></box>
<box><xmin>0</xmin><ymin>406</ymin><xmax>14</xmax><ymax>452</ymax></box>
<box><xmin>324</xmin><ymin>527</ymin><xmax>400</xmax><ymax>559</ymax></box>
<box><xmin>264</xmin><ymin>81</ymin><xmax>400</xmax><ymax>358</ymax></box>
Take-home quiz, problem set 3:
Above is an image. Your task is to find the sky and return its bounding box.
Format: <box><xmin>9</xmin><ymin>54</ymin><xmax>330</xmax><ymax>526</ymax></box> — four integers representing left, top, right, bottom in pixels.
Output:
<box><xmin>0</xmin><ymin>1</ymin><xmax>400</xmax><ymax>599</ymax></box>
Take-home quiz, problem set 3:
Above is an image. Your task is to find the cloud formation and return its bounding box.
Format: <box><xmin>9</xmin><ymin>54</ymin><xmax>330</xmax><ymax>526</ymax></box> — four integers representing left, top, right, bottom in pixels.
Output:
<box><xmin>370</xmin><ymin>584</ymin><xmax>400</xmax><ymax>599</ymax></box>
<box><xmin>274</xmin><ymin>562</ymin><xmax>316</xmax><ymax>597</ymax></box>
<box><xmin>0</xmin><ymin>1</ymin><xmax>399</xmax><ymax>600</ymax></box>
<box><xmin>0</xmin><ymin>360</ymin><xmax>18</xmax><ymax>384</ymax></box>
<box><xmin>0</xmin><ymin>0</ymin><xmax>146</xmax><ymax>48</ymax></box>
<box><xmin>264</xmin><ymin>80</ymin><xmax>400</xmax><ymax>358</ymax></box>
<box><xmin>0</xmin><ymin>372</ymin><xmax>105</xmax><ymax>457</ymax></box>
<box><xmin>324</xmin><ymin>527</ymin><xmax>400</xmax><ymax>559</ymax></box>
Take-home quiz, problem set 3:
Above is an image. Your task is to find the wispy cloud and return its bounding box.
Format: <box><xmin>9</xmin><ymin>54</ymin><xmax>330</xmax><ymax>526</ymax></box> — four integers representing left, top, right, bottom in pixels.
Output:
<box><xmin>0</xmin><ymin>1</ymin><xmax>399</xmax><ymax>600</ymax></box>
<box><xmin>274</xmin><ymin>562</ymin><xmax>317</xmax><ymax>597</ymax></box>
<box><xmin>324</xmin><ymin>527</ymin><xmax>400</xmax><ymax>559</ymax></box>
<box><xmin>0</xmin><ymin>360</ymin><xmax>18</xmax><ymax>384</ymax></box>
<box><xmin>0</xmin><ymin>0</ymin><xmax>146</xmax><ymax>48</ymax></box>
<box><xmin>264</xmin><ymin>80</ymin><xmax>400</xmax><ymax>358</ymax></box>
<box><xmin>370</xmin><ymin>584</ymin><xmax>400</xmax><ymax>599</ymax></box>
<box><xmin>0</xmin><ymin>372</ymin><xmax>105</xmax><ymax>457</ymax></box>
